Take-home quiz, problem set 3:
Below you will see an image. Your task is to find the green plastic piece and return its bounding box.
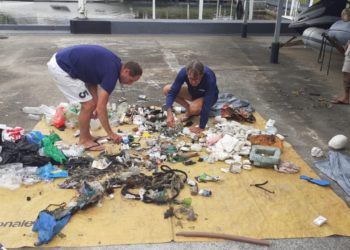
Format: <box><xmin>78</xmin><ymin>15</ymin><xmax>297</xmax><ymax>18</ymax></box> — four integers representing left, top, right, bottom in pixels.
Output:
<box><xmin>41</xmin><ymin>133</ymin><xmax>67</xmax><ymax>164</ymax></box>
<box><xmin>181</xmin><ymin>198</ymin><xmax>192</xmax><ymax>206</ymax></box>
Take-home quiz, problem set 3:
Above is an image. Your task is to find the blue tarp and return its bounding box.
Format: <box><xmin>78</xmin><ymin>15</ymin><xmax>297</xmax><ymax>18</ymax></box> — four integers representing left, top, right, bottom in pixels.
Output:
<box><xmin>314</xmin><ymin>151</ymin><xmax>350</xmax><ymax>196</ymax></box>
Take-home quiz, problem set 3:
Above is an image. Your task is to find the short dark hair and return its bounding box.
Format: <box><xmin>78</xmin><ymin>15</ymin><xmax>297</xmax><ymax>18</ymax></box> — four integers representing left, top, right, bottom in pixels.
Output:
<box><xmin>124</xmin><ymin>61</ymin><xmax>142</xmax><ymax>77</ymax></box>
<box><xmin>186</xmin><ymin>60</ymin><xmax>204</xmax><ymax>78</ymax></box>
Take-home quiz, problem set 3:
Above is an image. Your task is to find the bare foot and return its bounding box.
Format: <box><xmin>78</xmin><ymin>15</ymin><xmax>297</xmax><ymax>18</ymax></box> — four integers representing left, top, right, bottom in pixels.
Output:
<box><xmin>331</xmin><ymin>98</ymin><xmax>349</xmax><ymax>105</ymax></box>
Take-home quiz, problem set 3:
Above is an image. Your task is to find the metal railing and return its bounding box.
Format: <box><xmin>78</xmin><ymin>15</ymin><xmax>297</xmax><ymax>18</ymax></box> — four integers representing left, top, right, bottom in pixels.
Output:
<box><xmin>77</xmin><ymin>0</ymin><xmax>268</xmax><ymax>20</ymax></box>
<box><xmin>282</xmin><ymin>0</ymin><xmax>313</xmax><ymax>20</ymax></box>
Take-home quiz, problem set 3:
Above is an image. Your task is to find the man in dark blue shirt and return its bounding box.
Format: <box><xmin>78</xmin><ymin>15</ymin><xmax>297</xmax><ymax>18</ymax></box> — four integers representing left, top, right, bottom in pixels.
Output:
<box><xmin>47</xmin><ymin>45</ymin><xmax>142</xmax><ymax>151</ymax></box>
<box><xmin>163</xmin><ymin>60</ymin><xmax>219</xmax><ymax>134</ymax></box>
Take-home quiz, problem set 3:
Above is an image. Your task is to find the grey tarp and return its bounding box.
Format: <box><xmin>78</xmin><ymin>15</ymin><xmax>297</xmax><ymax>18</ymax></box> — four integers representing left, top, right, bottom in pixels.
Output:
<box><xmin>314</xmin><ymin>151</ymin><xmax>350</xmax><ymax>196</ymax></box>
<box><xmin>210</xmin><ymin>93</ymin><xmax>254</xmax><ymax>116</ymax></box>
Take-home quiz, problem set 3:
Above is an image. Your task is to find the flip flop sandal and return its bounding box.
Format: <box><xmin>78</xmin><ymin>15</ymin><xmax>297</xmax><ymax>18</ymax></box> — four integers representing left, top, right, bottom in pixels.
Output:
<box><xmin>94</xmin><ymin>136</ymin><xmax>110</xmax><ymax>144</ymax></box>
<box><xmin>84</xmin><ymin>142</ymin><xmax>104</xmax><ymax>152</ymax></box>
<box><xmin>93</xmin><ymin>136</ymin><xmax>109</xmax><ymax>142</ymax></box>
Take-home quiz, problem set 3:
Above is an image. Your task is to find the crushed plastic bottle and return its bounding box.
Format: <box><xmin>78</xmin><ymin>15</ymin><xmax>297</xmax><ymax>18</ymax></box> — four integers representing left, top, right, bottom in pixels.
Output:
<box><xmin>195</xmin><ymin>173</ymin><xmax>222</xmax><ymax>183</ymax></box>
<box><xmin>110</xmin><ymin>101</ymin><xmax>128</xmax><ymax>126</ymax></box>
<box><xmin>264</xmin><ymin>119</ymin><xmax>277</xmax><ymax>134</ymax></box>
<box><xmin>22</xmin><ymin>104</ymin><xmax>56</xmax><ymax>116</ymax></box>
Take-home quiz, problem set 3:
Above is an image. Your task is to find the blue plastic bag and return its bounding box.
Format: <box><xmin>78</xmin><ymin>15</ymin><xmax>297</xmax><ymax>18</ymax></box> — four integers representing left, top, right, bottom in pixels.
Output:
<box><xmin>32</xmin><ymin>210</ymin><xmax>71</xmax><ymax>246</ymax></box>
<box><xmin>36</xmin><ymin>163</ymin><xmax>68</xmax><ymax>180</ymax></box>
<box><xmin>25</xmin><ymin>131</ymin><xmax>45</xmax><ymax>145</ymax></box>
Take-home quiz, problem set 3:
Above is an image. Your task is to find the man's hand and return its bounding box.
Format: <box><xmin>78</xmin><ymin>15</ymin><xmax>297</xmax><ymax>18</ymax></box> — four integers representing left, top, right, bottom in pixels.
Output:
<box><xmin>108</xmin><ymin>133</ymin><xmax>122</xmax><ymax>144</ymax></box>
<box><xmin>167</xmin><ymin>109</ymin><xmax>175</xmax><ymax>128</ymax></box>
<box><xmin>91</xmin><ymin>110</ymin><xmax>98</xmax><ymax>119</ymax></box>
<box><xmin>190</xmin><ymin>127</ymin><xmax>203</xmax><ymax>135</ymax></box>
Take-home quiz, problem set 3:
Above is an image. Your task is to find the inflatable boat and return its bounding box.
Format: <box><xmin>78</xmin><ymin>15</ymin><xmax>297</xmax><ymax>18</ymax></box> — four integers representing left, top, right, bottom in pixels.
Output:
<box><xmin>289</xmin><ymin>0</ymin><xmax>347</xmax><ymax>34</ymax></box>
<box><xmin>327</xmin><ymin>20</ymin><xmax>350</xmax><ymax>46</ymax></box>
<box><xmin>302</xmin><ymin>20</ymin><xmax>350</xmax><ymax>52</ymax></box>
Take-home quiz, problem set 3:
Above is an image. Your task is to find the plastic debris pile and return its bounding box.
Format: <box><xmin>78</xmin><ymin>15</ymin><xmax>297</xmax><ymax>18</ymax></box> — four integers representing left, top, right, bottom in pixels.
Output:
<box><xmin>2</xmin><ymin>93</ymin><xmax>343</xmax><ymax>245</ymax></box>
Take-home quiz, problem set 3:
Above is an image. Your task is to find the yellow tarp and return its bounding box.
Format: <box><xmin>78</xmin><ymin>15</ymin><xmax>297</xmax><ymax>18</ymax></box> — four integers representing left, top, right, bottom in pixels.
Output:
<box><xmin>1</xmin><ymin>113</ymin><xmax>350</xmax><ymax>248</ymax></box>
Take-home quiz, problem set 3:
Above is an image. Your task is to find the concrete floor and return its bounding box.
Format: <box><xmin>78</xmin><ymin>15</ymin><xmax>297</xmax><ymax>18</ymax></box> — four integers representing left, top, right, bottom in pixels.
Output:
<box><xmin>0</xmin><ymin>32</ymin><xmax>349</xmax><ymax>250</ymax></box>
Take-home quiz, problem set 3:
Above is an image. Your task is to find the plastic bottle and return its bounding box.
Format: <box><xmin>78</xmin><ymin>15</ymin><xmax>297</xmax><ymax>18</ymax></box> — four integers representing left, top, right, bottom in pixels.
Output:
<box><xmin>22</xmin><ymin>105</ymin><xmax>56</xmax><ymax>116</ymax></box>
<box><xmin>22</xmin><ymin>106</ymin><xmax>43</xmax><ymax>115</ymax></box>
<box><xmin>198</xmin><ymin>189</ymin><xmax>212</xmax><ymax>197</ymax></box>
<box><xmin>110</xmin><ymin>102</ymin><xmax>128</xmax><ymax>126</ymax></box>
<box><xmin>27</xmin><ymin>114</ymin><xmax>41</xmax><ymax>120</ymax></box>
<box><xmin>195</xmin><ymin>173</ymin><xmax>221</xmax><ymax>182</ymax></box>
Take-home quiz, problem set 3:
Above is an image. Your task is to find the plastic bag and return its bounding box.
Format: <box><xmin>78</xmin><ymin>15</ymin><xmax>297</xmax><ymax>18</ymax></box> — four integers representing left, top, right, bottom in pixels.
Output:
<box><xmin>53</xmin><ymin>107</ymin><xmax>65</xmax><ymax>129</ymax></box>
<box><xmin>26</xmin><ymin>131</ymin><xmax>45</xmax><ymax>145</ymax></box>
<box><xmin>2</xmin><ymin>127</ymin><xmax>24</xmax><ymax>142</ymax></box>
<box><xmin>41</xmin><ymin>133</ymin><xmax>67</xmax><ymax>164</ymax></box>
<box><xmin>36</xmin><ymin>163</ymin><xmax>68</xmax><ymax>180</ymax></box>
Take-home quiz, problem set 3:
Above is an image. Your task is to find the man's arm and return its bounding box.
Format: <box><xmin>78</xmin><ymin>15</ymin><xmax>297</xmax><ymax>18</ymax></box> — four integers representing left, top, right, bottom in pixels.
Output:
<box><xmin>165</xmin><ymin>68</ymin><xmax>186</xmax><ymax>127</ymax></box>
<box><xmin>199</xmin><ymin>94</ymin><xmax>216</xmax><ymax>129</ymax></box>
<box><xmin>96</xmin><ymin>88</ymin><xmax>120</xmax><ymax>142</ymax></box>
<box><xmin>198</xmin><ymin>74</ymin><xmax>218</xmax><ymax>129</ymax></box>
<box><xmin>165</xmin><ymin>68</ymin><xmax>187</xmax><ymax>109</ymax></box>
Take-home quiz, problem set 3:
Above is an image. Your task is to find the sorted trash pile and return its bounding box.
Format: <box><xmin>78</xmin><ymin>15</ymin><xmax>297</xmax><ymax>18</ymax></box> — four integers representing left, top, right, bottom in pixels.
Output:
<box><xmin>1</xmin><ymin>93</ymin><xmax>348</xmax><ymax>246</ymax></box>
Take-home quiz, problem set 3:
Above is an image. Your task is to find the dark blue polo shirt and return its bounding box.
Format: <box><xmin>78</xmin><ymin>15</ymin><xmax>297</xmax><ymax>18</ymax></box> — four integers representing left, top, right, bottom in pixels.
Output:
<box><xmin>56</xmin><ymin>45</ymin><xmax>121</xmax><ymax>94</ymax></box>
<box><xmin>165</xmin><ymin>67</ymin><xmax>219</xmax><ymax>129</ymax></box>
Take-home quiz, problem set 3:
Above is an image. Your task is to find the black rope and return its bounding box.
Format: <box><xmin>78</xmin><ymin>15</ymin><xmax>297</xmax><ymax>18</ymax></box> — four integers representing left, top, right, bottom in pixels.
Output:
<box><xmin>120</xmin><ymin>165</ymin><xmax>187</xmax><ymax>205</ymax></box>
<box><xmin>250</xmin><ymin>180</ymin><xmax>275</xmax><ymax>194</ymax></box>
<box><xmin>318</xmin><ymin>34</ymin><xmax>327</xmax><ymax>71</ymax></box>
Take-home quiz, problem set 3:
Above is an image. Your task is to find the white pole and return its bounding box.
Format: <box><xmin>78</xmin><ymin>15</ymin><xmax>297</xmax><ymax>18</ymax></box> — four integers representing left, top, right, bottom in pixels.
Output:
<box><xmin>187</xmin><ymin>3</ymin><xmax>190</xmax><ymax>19</ymax></box>
<box><xmin>290</xmin><ymin>0</ymin><xmax>295</xmax><ymax>17</ymax></box>
<box><xmin>216</xmin><ymin>0</ymin><xmax>219</xmax><ymax>19</ymax></box>
<box><xmin>199</xmin><ymin>0</ymin><xmax>203</xmax><ymax>20</ymax></box>
<box><xmin>230</xmin><ymin>0</ymin><xmax>233</xmax><ymax>19</ymax></box>
<box><xmin>152</xmin><ymin>0</ymin><xmax>156</xmax><ymax>19</ymax></box>
<box><xmin>309</xmin><ymin>0</ymin><xmax>313</xmax><ymax>7</ymax></box>
<box><xmin>284</xmin><ymin>0</ymin><xmax>288</xmax><ymax>16</ymax></box>
<box><xmin>249</xmin><ymin>0</ymin><xmax>254</xmax><ymax>20</ymax></box>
